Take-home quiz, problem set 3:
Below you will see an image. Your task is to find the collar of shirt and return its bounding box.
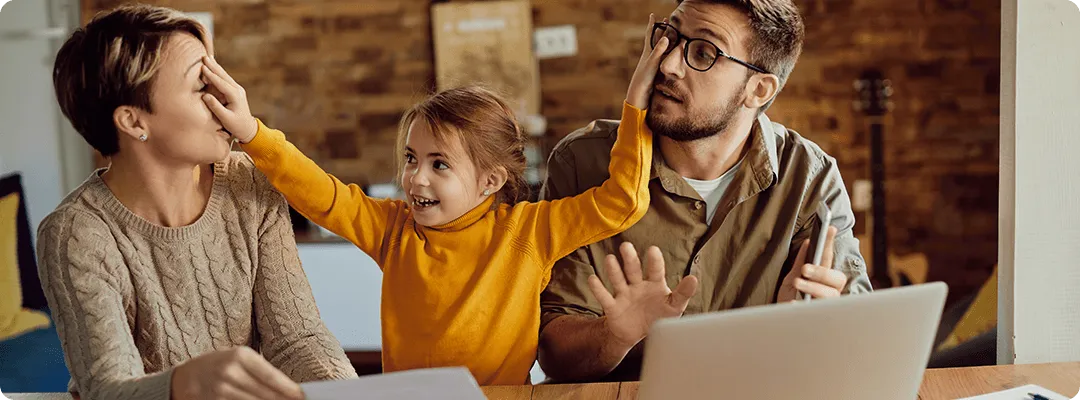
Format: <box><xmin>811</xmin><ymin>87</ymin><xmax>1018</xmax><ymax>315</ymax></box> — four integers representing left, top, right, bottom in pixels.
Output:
<box><xmin>650</xmin><ymin>113</ymin><xmax>781</xmax><ymax>203</ymax></box>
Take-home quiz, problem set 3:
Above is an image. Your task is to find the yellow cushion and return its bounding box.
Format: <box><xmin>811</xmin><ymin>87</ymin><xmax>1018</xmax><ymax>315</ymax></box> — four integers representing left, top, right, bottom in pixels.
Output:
<box><xmin>0</xmin><ymin>192</ymin><xmax>50</xmax><ymax>340</ymax></box>
<box><xmin>937</xmin><ymin>265</ymin><xmax>997</xmax><ymax>351</ymax></box>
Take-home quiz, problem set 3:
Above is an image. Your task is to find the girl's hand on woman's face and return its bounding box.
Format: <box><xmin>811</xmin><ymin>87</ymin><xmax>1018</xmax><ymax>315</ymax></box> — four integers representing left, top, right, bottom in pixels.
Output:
<box><xmin>200</xmin><ymin>56</ymin><xmax>258</xmax><ymax>144</ymax></box>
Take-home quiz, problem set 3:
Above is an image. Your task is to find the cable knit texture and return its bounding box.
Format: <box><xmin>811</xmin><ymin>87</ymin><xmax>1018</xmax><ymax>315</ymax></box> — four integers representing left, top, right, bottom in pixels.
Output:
<box><xmin>35</xmin><ymin>152</ymin><xmax>357</xmax><ymax>400</ymax></box>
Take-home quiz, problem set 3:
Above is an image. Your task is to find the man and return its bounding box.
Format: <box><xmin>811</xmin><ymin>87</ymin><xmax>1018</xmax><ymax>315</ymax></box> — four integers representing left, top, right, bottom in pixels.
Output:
<box><xmin>537</xmin><ymin>0</ymin><xmax>873</xmax><ymax>382</ymax></box>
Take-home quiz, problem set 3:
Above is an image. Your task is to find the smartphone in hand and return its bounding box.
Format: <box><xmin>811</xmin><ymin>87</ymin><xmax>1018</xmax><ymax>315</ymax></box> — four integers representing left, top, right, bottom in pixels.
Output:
<box><xmin>802</xmin><ymin>201</ymin><xmax>832</xmax><ymax>301</ymax></box>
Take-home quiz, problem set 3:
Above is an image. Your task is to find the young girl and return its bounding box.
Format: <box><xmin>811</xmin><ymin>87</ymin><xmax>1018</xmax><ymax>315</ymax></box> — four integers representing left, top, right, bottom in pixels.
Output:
<box><xmin>202</xmin><ymin>16</ymin><xmax>670</xmax><ymax>386</ymax></box>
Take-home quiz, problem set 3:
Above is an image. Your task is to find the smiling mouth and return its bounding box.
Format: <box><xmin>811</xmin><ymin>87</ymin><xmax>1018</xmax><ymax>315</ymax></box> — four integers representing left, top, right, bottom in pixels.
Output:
<box><xmin>411</xmin><ymin>195</ymin><xmax>440</xmax><ymax>209</ymax></box>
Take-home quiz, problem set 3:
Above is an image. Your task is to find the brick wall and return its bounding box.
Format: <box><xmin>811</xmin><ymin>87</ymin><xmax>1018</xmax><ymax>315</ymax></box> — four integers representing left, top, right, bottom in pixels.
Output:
<box><xmin>82</xmin><ymin>0</ymin><xmax>999</xmax><ymax>301</ymax></box>
<box><xmin>781</xmin><ymin>0</ymin><xmax>1000</xmax><ymax>301</ymax></box>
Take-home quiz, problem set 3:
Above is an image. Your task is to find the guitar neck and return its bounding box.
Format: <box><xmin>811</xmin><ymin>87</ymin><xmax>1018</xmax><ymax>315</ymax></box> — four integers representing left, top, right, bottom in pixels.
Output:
<box><xmin>852</xmin><ymin>69</ymin><xmax>893</xmax><ymax>289</ymax></box>
<box><xmin>869</xmin><ymin>121</ymin><xmax>889</xmax><ymax>286</ymax></box>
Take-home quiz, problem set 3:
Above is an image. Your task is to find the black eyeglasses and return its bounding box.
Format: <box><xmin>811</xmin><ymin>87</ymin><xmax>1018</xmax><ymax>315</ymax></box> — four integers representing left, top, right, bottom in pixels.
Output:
<box><xmin>650</xmin><ymin>22</ymin><xmax>769</xmax><ymax>74</ymax></box>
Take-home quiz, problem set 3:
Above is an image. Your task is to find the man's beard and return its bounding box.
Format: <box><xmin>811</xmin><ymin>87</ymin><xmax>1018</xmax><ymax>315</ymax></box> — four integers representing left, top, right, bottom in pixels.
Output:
<box><xmin>646</xmin><ymin>80</ymin><xmax>748</xmax><ymax>143</ymax></box>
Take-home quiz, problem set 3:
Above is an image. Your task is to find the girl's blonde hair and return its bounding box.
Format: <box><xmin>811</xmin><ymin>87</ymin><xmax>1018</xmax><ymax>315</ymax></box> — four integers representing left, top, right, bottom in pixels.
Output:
<box><xmin>396</xmin><ymin>86</ymin><xmax>530</xmax><ymax>204</ymax></box>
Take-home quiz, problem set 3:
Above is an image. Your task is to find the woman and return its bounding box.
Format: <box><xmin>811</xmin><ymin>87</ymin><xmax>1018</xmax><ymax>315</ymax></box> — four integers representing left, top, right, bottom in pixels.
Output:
<box><xmin>38</xmin><ymin>4</ymin><xmax>356</xmax><ymax>399</ymax></box>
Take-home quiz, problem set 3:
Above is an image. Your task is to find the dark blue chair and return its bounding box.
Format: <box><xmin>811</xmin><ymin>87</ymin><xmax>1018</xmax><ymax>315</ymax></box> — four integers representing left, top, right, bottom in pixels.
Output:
<box><xmin>0</xmin><ymin>173</ymin><xmax>71</xmax><ymax>392</ymax></box>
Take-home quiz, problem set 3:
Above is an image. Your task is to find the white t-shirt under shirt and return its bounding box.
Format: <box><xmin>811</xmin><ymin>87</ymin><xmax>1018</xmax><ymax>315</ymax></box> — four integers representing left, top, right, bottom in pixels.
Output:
<box><xmin>682</xmin><ymin>161</ymin><xmax>742</xmax><ymax>224</ymax></box>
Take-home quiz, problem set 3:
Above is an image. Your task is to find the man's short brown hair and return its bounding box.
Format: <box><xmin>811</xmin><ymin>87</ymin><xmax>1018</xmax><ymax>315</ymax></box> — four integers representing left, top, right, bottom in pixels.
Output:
<box><xmin>678</xmin><ymin>0</ymin><xmax>805</xmax><ymax>110</ymax></box>
<box><xmin>53</xmin><ymin>4</ymin><xmax>207</xmax><ymax>156</ymax></box>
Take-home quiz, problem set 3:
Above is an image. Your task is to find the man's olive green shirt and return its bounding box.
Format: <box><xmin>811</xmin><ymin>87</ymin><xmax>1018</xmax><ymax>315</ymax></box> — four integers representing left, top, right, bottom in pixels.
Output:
<box><xmin>539</xmin><ymin>113</ymin><xmax>873</xmax><ymax>381</ymax></box>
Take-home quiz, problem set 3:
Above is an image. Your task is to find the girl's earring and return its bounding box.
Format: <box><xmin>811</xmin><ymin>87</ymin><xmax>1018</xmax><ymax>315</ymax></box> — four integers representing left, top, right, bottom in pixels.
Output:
<box><xmin>483</xmin><ymin>189</ymin><xmax>491</xmax><ymax>196</ymax></box>
<box><xmin>138</xmin><ymin>134</ymin><xmax>148</xmax><ymax>142</ymax></box>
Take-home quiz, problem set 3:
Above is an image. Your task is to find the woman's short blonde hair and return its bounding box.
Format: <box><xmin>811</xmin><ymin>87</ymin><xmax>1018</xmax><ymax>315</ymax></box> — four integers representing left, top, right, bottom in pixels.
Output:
<box><xmin>53</xmin><ymin>4</ymin><xmax>208</xmax><ymax>156</ymax></box>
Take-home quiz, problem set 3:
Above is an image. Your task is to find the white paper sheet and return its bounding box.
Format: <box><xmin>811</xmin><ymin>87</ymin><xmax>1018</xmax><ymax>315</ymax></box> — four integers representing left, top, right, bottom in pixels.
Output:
<box><xmin>300</xmin><ymin>367</ymin><xmax>487</xmax><ymax>400</ymax></box>
<box><xmin>957</xmin><ymin>384</ymin><xmax>1076</xmax><ymax>400</ymax></box>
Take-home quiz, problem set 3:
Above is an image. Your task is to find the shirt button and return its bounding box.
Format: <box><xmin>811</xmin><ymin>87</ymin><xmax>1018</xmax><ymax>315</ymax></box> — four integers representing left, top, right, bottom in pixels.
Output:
<box><xmin>693</xmin><ymin>255</ymin><xmax>701</xmax><ymax>265</ymax></box>
<box><xmin>694</xmin><ymin>201</ymin><xmax>703</xmax><ymax>210</ymax></box>
<box><xmin>850</xmin><ymin>259</ymin><xmax>864</xmax><ymax>270</ymax></box>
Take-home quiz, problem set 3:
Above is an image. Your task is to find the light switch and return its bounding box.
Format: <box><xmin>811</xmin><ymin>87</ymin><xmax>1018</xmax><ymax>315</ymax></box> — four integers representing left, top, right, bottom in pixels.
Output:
<box><xmin>534</xmin><ymin>25</ymin><xmax>577</xmax><ymax>59</ymax></box>
<box><xmin>852</xmin><ymin>179</ymin><xmax>872</xmax><ymax>212</ymax></box>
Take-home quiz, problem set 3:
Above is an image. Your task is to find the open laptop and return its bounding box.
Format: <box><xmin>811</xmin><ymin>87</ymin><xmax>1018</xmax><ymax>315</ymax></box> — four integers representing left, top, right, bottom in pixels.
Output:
<box><xmin>639</xmin><ymin>282</ymin><xmax>948</xmax><ymax>400</ymax></box>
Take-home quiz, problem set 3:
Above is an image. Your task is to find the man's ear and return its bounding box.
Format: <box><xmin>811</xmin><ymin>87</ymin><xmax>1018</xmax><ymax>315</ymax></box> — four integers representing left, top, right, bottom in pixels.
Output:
<box><xmin>743</xmin><ymin>73</ymin><xmax>781</xmax><ymax>110</ymax></box>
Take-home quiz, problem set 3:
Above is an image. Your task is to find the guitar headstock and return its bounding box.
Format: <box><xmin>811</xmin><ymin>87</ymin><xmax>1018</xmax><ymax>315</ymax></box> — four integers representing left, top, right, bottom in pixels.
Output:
<box><xmin>853</xmin><ymin>69</ymin><xmax>893</xmax><ymax>116</ymax></box>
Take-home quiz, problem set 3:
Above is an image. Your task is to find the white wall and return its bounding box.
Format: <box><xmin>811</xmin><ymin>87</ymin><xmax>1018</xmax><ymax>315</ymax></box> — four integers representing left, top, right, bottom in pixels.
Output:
<box><xmin>998</xmin><ymin>0</ymin><xmax>1080</xmax><ymax>364</ymax></box>
<box><xmin>298</xmin><ymin>243</ymin><xmax>384</xmax><ymax>350</ymax></box>
<box><xmin>0</xmin><ymin>0</ymin><xmax>88</xmax><ymax>237</ymax></box>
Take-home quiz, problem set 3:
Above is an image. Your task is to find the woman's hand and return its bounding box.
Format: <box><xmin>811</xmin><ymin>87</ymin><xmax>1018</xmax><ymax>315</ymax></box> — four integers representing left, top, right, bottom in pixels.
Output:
<box><xmin>171</xmin><ymin>347</ymin><xmax>304</xmax><ymax>400</ymax></box>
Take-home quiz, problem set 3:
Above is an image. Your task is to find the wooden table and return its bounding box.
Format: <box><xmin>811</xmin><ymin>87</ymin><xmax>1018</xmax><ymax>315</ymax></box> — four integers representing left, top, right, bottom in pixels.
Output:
<box><xmin>480</xmin><ymin>362</ymin><xmax>1080</xmax><ymax>400</ymax></box>
<box><xmin>915</xmin><ymin>362</ymin><xmax>1079</xmax><ymax>399</ymax></box>
<box><xmin>9</xmin><ymin>362</ymin><xmax>1079</xmax><ymax>400</ymax></box>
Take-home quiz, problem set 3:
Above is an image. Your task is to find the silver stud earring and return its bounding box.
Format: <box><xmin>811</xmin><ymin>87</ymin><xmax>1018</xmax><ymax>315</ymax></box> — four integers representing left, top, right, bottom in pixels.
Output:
<box><xmin>138</xmin><ymin>134</ymin><xmax>148</xmax><ymax>142</ymax></box>
<box><xmin>483</xmin><ymin>189</ymin><xmax>491</xmax><ymax>196</ymax></box>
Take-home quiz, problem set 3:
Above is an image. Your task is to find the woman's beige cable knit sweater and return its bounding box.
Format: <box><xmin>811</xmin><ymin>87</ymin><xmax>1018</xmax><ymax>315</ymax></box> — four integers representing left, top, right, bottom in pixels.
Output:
<box><xmin>35</xmin><ymin>152</ymin><xmax>357</xmax><ymax>400</ymax></box>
